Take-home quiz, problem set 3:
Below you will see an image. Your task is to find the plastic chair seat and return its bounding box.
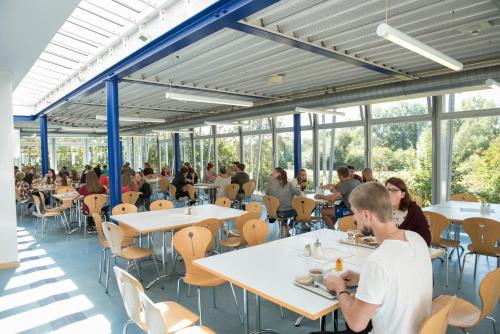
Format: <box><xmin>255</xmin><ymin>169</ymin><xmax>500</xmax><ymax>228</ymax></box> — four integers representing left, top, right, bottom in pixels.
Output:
<box><xmin>33</xmin><ymin>211</ymin><xmax>61</xmax><ymax>218</ymax></box>
<box><xmin>121</xmin><ymin>225</ymin><xmax>141</xmax><ymax>238</ymax></box>
<box><xmin>155</xmin><ymin>301</ymin><xmax>199</xmax><ymax>334</ymax></box>
<box><xmin>102</xmin><ymin>237</ymin><xmax>134</xmax><ymax>249</ymax></box>
<box><xmin>219</xmin><ymin>237</ymin><xmax>244</xmax><ymax>248</ymax></box>
<box><xmin>439</xmin><ymin>238</ymin><xmax>460</xmax><ymax>248</ymax></box>
<box><xmin>434</xmin><ymin>296</ymin><xmax>481</xmax><ymax>328</ymax></box>
<box><xmin>121</xmin><ymin>246</ymin><xmax>154</xmax><ymax>260</ymax></box>
<box><xmin>176</xmin><ymin>326</ymin><xmax>216</xmax><ymax>334</ymax></box>
<box><xmin>467</xmin><ymin>244</ymin><xmax>499</xmax><ymax>257</ymax></box>
<box><xmin>184</xmin><ymin>271</ymin><xmax>226</xmax><ymax>287</ymax></box>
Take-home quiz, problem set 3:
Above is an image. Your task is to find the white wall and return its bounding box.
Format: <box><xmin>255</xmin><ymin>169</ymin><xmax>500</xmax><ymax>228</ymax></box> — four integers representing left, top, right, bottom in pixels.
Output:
<box><xmin>0</xmin><ymin>70</ymin><xmax>18</xmax><ymax>267</ymax></box>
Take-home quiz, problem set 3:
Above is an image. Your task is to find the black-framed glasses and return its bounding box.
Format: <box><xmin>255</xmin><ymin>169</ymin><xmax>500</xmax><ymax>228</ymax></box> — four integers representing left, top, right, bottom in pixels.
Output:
<box><xmin>386</xmin><ymin>187</ymin><xmax>402</xmax><ymax>193</ymax></box>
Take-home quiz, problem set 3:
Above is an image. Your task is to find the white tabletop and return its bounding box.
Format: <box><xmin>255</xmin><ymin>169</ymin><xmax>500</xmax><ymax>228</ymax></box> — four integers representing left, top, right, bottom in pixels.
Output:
<box><xmin>52</xmin><ymin>192</ymin><xmax>81</xmax><ymax>201</ymax></box>
<box><xmin>110</xmin><ymin>204</ymin><xmax>245</xmax><ymax>233</ymax></box>
<box><xmin>423</xmin><ymin>201</ymin><xmax>500</xmax><ymax>222</ymax></box>
<box><xmin>194</xmin><ymin>183</ymin><xmax>219</xmax><ymax>189</ymax></box>
<box><xmin>194</xmin><ymin>229</ymin><xmax>443</xmax><ymax>320</ymax></box>
<box><xmin>304</xmin><ymin>191</ymin><xmax>336</xmax><ymax>205</ymax></box>
<box><xmin>145</xmin><ymin>178</ymin><xmax>161</xmax><ymax>183</ymax></box>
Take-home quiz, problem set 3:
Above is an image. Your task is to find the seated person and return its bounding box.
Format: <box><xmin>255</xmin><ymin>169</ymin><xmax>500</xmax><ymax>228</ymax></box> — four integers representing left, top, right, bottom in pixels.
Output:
<box><xmin>315</xmin><ymin>166</ymin><xmax>360</xmax><ymax>229</ymax></box>
<box><xmin>347</xmin><ymin>165</ymin><xmax>363</xmax><ymax>183</ymax></box>
<box><xmin>385</xmin><ymin>177</ymin><xmax>431</xmax><ymax>246</ymax></box>
<box><xmin>78</xmin><ymin>171</ymin><xmax>107</xmax><ymax>232</ymax></box>
<box><xmin>171</xmin><ymin>166</ymin><xmax>190</xmax><ymax>199</ymax></box>
<box><xmin>215</xmin><ymin>166</ymin><xmax>231</xmax><ymax>199</ymax></box>
<box><xmin>231</xmin><ymin>163</ymin><xmax>250</xmax><ymax>199</ymax></box>
<box><xmin>361</xmin><ymin>168</ymin><xmax>378</xmax><ymax>183</ymax></box>
<box><xmin>324</xmin><ymin>182</ymin><xmax>432</xmax><ymax>334</ymax></box>
<box><xmin>143</xmin><ymin>162</ymin><xmax>154</xmax><ymax>176</ymax></box>
<box><xmin>135</xmin><ymin>172</ymin><xmax>152</xmax><ymax>210</ymax></box>
<box><xmin>121</xmin><ymin>173</ymin><xmax>138</xmax><ymax>193</ymax></box>
<box><xmin>203</xmin><ymin>162</ymin><xmax>217</xmax><ymax>183</ymax></box>
<box><xmin>292</xmin><ymin>168</ymin><xmax>308</xmax><ymax>191</ymax></box>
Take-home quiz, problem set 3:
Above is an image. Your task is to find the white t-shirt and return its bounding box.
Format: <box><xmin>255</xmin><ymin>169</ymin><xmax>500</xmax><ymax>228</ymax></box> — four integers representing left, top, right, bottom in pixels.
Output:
<box><xmin>355</xmin><ymin>230</ymin><xmax>432</xmax><ymax>334</ymax></box>
<box><xmin>214</xmin><ymin>176</ymin><xmax>231</xmax><ymax>199</ymax></box>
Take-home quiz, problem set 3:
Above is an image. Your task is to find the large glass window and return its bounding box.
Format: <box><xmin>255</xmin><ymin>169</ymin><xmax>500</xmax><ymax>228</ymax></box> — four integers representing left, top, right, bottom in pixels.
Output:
<box><xmin>243</xmin><ymin>133</ymin><xmax>273</xmax><ymax>192</ymax></box>
<box><xmin>87</xmin><ymin>137</ymin><xmax>108</xmax><ymax>166</ymax></box>
<box><xmin>453</xmin><ymin>89</ymin><xmax>500</xmax><ymax>112</ymax></box>
<box><xmin>20</xmin><ymin>135</ymin><xmax>41</xmax><ymax>169</ymax></box>
<box><xmin>218</xmin><ymin>136</ymin><xmax>239</xmax><ymax>167</ymax></box>
<box><xmin>194</xmin><ymin>138</ymin><xmax>212</xmax><ymax>177</ymax></box>
<box><xmin>277</xmin><ymin>132</ymin><xmax>294</xmax><ymax>177</ymax></box>
<box><xmin>317</xmin><ymin>106</ymin><xmax>362</xmax><ymax>124</ymax></box>
<box><xmin>301</xmin><ymin>130</ymin><xmax>314</xmax><ymax>189</ymax></box>
<box><xmin>371</xmin><ymin>97</ymin><xmax>429</xmax><ymax>119</ymax></box>
<box><xmin>56</xmin><ymin>138</ymin><xmax>85</xmax><ymax>171</ymax></box>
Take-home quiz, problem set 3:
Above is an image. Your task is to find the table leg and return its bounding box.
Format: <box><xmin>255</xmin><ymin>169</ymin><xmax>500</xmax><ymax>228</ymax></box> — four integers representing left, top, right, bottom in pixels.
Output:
<box><xmin>244</xmin><ymin>289</ymin><xmax>249</xmax><ymax>334</ymax></box>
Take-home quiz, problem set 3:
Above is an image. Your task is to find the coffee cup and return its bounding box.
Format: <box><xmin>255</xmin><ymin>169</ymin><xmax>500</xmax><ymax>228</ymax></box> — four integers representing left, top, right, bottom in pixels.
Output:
<box><xmin>309</xmin><ymin>268</ymin><xmax>324</xmax><ymax>284</ymax></box>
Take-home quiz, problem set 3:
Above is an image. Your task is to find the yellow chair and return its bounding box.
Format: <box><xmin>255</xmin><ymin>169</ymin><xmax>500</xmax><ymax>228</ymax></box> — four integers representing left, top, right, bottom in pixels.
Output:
<box><xmin>225</xmin><ymin>184</ymin><xmax>240</xmax><ymax>205</ymax></box>
<box><xmin>242</xmin><ymin>219</ymin><xmax>268</xmax><ymax>246</ymax></box>
<box><xmin>83</xmin><ymin>193</ymin><xmax>108</xmax><ymax>236</ymax></box>
<box><xmin>186</xmin><ymin>184</ymin><xmax>202</xmax><ymax>205</ymax></box>
<box><xmin>112</xmin><ymin>203</ymin><xmax>140</xmax><ymax>239</ymax></box>
<box><xmin>458</xmin><ymin>218</ymin><xmax>500</xmax><ymax>289</ymax></box>
<box><xmin>150</xmin><ymin>200</ymin><xmax>174</xmax><ymax>211</ymax></box>
<box><xmin>137</xmin><ymin>289</ymin><xmax>214</xmax><ymax>334</ymax></box>
<box><xmin>263</xmin><ymin>195</ymin><xmax>290</xmax><ymax>238</ymax></box>
<box><xmin>419</xmin><ymin>295</ymin><xmax>456</xmax><ymax>334</ymax></box>
<box><xmin>169</xmin><ymin>184</ymin><xmax>189</xmax><ymax>205</ymax></box>
<box><xmin>32</xmin><ymin>195</ymin><xmax>66</xmax><ymax>238</ymax></box>
<box><xmin>102</xmin><ymin>221</ymin><xmax>161</xmax><ymax>293</ymax></box>
<box><xmin>158</xmin><ymin>178</ymin><xmax>170</xmax><ymax>199</ymax></box>
<box><xmin>215</xmin><ymin>197</ymin><xmax>231</xmax><ymax>208</ymax></box>
<box><xmin>122</xmin><ymin>191</ymin><xmax>140</xmax><ymax>205</ymax></box>
<box><xmin>242</xmin><ymin>180</ymin><xmax>256</xmax><ymax>204</ymax></box>
<box><xmin>194</xmin><ymin>218</ymin><xmax>222</xmax><ymax>254</ymax></box>
<box><xmin>338</xmin><ymin>215</ymin><xmax>356</xmax><ymax>232</ymax></box>
<box><xmin>114</xmin><ymin>266</ymin><xmax>198</xmax><ymax>334</ymax></box>
<box><xmin>292</xmin><ymin>197</ymin><xmax>321</xmax><ymax>229</ymax></box>
<box><xmin>437</xmin><ymin>268</ymin><xmax>500</xmax><ymax>333</ymax></box>
<box><xmin>425</xmin><ymin>211</ymin><xmax>462</xmax><ymax>286</ymax></box>
<box><xmin>245</xmin><ymin>201</ymin><xmax>263</xmax><ymax>217</ymax></box>
<box><xmin>451</xmin><ymin>193</ymin><xmax>479</xmax><ymax>202</ymax></box>
<box><xmin>173</xmin><ymin>226</ymin><xmax>243</xmax><ymax>325</ymax></box>
<box><xmin>55</xmin><ymin>186</ymin><xmax>75</xmax><ymax>194</ymax></box>
<box><xmin>219</xmin><ymin>212</ymin><xmax>261</xmax><ymax>250</ymax></box>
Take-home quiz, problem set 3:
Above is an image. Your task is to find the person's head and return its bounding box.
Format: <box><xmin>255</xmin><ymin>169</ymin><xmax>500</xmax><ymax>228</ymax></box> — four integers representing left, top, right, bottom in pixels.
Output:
<box><xmin>59</xmin><ymin>174</ymin><xmax>68</xmax><ymax>186</ymax></box>
<box><xmin>207</xmin><ymin>162</ymin><xmax>215</xmax><ymax>172</ymax></box>
<box><xmin>62</xmin><ymin>166</ymin><xmax>68</xmax><ymax>171</ymax></box>
<box><xmin>232</xmin><ymin>161</ymin><xmax>240</xmax><ymax>167</ymax></box>
<box><xmin>101</xmin><ymin>165</ymin><xmax>108</xmax><ymax>175</ymax></box>
<box><xmin>121</xmin><ymin>167</ymin><xmax>128</xmax><ymax>175</ymax></box>
<box><xmin>273</xmin><ymin>167</ymin><xmax>288</xmax><ymax>186</ymax></box>
<box><xmin>219</xmin><ymin>165</ymin><xmax>227</xmax><ymax>175</ymax></box>
<box><xmin>237</xmin><ymin>163</ymin><xmax>245</xmax><ymax>172</ymax></box>
<box><xmin>85</xmin><ymin>171</ymin><xmax>104</xmax><ymax>192</ymax></box>
<box><xmin>347</xmin><ymin>165</ymin><xmax>356</xmax><ymax>177</ymax></box>
<box><xmin>297</xmin><ymin>168</ymin><xmax>307</xmax><ymax>182</ymax></box>
<box><xmin>179</xmin><ymin>166</ymin><xmax>189</xmax><ymax>176</ymax></box>
<box><xmin>96</xmin><ymin>164</ymin><xmax>101</xmax><ymax>168</ymax></box>
<box><xmin>337</xmin><ymin>166</ymin><xmax>350</xmax><ymax>181</ymax></box>
<box><xmin>165</xmin><ymin>167</ymin><xmax>171</xmax><ymax>175</ymax></box>
<box><xmin>121</xmin><ymin>173</ymin><xmax>135</xmax><ymax>189</ymax></box>
<box><xmin>385</xmin><ymin>177</ymin><xmax>412</xmax><ymax>211</ymax></box>
<box><xmin>47</xmin><ymin>169</ymin><xmax>54</xmax><ymax>178</ymax></box>
<box><xmin>144</xmin><ymin>162</ymin><xmax>150</xmax><ymax>168</ymax></box>
<box><xmin>85</xmin><ymin>165</ymin><xmax>91</xmax><ymax>171</ymax></box>
<box><xmin>15</xmin><ymin>172</ymin><xmax>25</xmax><ymax>183</ymax></box>
<box><xmin>362</xmin><ymin>168</ymin><xmax>374</xmax><ymax>182</ymax></box>
<box><xmin>125</xmin><ymin>162</ymin><xmax>130</xmax><ymax>167</ymax></box>
<box><xmin>349</xmin><ymin>182</ymin><xmax>393</xmax><ymax>236</ymax></box>
<box><xmin>135</xmin><ymin>172</ymin><xmax>144</xmax><ymax>185</ymax></box>
<box><xmin>183</xmin><ymin>162</ymin><xmax>192</xmax><ymax>169</ymax></box>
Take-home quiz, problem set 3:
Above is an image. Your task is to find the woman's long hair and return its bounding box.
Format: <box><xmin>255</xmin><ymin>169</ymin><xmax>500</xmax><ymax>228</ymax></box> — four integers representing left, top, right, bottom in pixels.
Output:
<box><xmin>121</xmin><ymin>173</ymin><xmax>136</xmax><ymax>191</ymax></box>
<box><xmin>85</xmin><ymin>171</ymin><xmax>105</xmax><ymax>193</ymax></box>
<box><xmin>274</xmin><ymin>167</ymin><xmax>288</xmax><ymax>187</ymax></box>
<box><xmin>385</xmin><ymin>177</ymin><xmax>412</xmax><ymax>211</ymax></box>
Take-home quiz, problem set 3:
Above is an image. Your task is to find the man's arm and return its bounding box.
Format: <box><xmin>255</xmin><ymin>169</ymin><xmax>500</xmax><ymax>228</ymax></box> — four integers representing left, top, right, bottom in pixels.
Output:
<box><xmin>315</xmin><ymin>191</ymin><xmax>341</xmax><ymax>201</ymax></box>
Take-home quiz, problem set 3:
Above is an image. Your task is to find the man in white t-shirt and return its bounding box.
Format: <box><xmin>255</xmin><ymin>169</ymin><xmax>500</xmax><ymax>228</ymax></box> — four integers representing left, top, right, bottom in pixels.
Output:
<box><xmin>324</xmin><ymin>182</ymin><xmax>432</xmax><ymax>334</ymax></box>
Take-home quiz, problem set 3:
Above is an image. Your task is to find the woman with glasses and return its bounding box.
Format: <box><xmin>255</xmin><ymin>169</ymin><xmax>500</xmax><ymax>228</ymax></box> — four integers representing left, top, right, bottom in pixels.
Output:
<box><xmin>385</xmin><ymin>177</ymin><xmax>431</xmax><ymax>246</ymax></box>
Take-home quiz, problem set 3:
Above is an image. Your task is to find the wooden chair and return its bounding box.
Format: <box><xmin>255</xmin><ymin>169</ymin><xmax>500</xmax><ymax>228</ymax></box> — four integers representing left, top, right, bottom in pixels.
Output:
<box><xmin>137</xmin><ymin>289</ymin><xmax>214</xmax><ymax>334</ymax></box>
<box><xmin>93</xmin><ymin>213</ymin><xmax>133</xmax><ymax>284</ymax></box>
<box><xmin>158</xmin><ymin>178</ymin><xmax>170</xmax><ymax>199</ymax></box>
<box><xmin>114</xmin><ymin>266</ymin><xmax>198</xmax><ymax>334</ymax></box>
<box><xmin>458</xmin><ymin>218</ymin><xmax>500</xmax><ymax>289</ymax></box>
<box><xmin>219</xmin><ymin>212</ymin><xmax>261</xmax><ymax>250</ymax></box>
<box><xmin>338</xmin><ymin>215</ymin><xmax>356</xmax><ymax>232</ymax></box>
<box><xmin>242</xmin><ymin>180</ymin><xmax>256</xmax><ymax>205</ymax></box>
<box><xmin>242</xmin><ymin>219</ymin><xmax>268</xmax><ymax>246</ymax></box>
<box><xmin>15</xmin><ymin>188</ymin><xmax>30</xmax><ymax>224</ymax></box>
<box><xmin>32</xmin><ymin>195</ymin><xmax>66</xmax><ymax>238</ymax></box>
<box><xmin>186</xmin><ymin>184</ymin><xmax>202</xmax><ymax>206</ymax></box>
<box><xmin>292</xmin><ymin>197</ymin><xmax>321</xmax><ymax>230</ymax></box>
<box><xmin>437</xmin><ymin>268</ymin><xmax>500</xmax><ymax>334</ymax></box>
<box><xmin>215</xmin><ymin>197</ymin><xmax>231</xmax><ymax>208</ymax></box>
<box><xmin>451</xmin><ymin>193</ymin><xmax>479</xmax><ymax>202</ymax></box>
<box><xmin>169</xmin><ymin>184</ymin><xmax>188</xmax><ymax>205</ymax></box>
<box><xmin>54</xmin><ymin>186</ymin><xmax>75</xmax><ymax>194</ymax></box>
<box><xmin>173</xmin><ymin>226</ymin><xmax>243</xmax><ymax>325</ymax></box>
<box><xmin>194</xmin><ymin>218</ymin><xmax>222</xmax><ymax>254</ymax></box>
<box><xmin>262</xmin><ymin>195</ymin><xmax>289</xmax><ymax>238</ymax></box>
<box><xmin>122</xmin><ymin>191</ymin><xmax>140</xmax><ymax>205</ymax></box>
<box><xmin>245</xmin><ymin>201</ymin><xmax>263</xmax><ymax>217</ymax></box>
<box><xmin>83</xmin><ymin>194</ymin><xmax>108</xmax><ymax>235</ymax></box>
<box><xmin>112</xmin><ymin>203</ymin><xmax>140</xmax><ymax>238</ymax></box>
<box><xmin>102</xmin><ymin>221</ymin><xmax>161</xmax><ymax>293</ymax></box>
<box><xmin>225</xmin><ymin>184</ymin><xmax>240</xmax><ymax>206</ymax></box>
<box><xmin>419</xmin><ymin>295</ymin><xmax>456</xmax><ymax>334</ymax></box>
<box><xmin>424</xmin><ymin>211</ymin><xmax>462</xmax><ymax>286</ymax></box>
<box><xmin>150</xmin><ymin>200</ymin><xmax>174</xmax><ymax>211</ymax></box>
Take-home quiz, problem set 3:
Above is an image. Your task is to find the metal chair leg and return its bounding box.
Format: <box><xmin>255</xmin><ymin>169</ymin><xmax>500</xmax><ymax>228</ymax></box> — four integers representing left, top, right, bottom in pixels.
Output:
<box><xmin>213</xmin><ymin>287</ymin><xmax>217</xmax><ymax>309</ymax></box>
<box><xmin>122</xmin><ymin>319</ymin><xmax>133</xmax><ymax>334</ymax></box>
<box><xmin>473</xmin><ymin>254</ymin><xmax>479</xmax><ymax>279</ymax></box>
<box><xmin>105</xmin><ymin>257</ymin><xmax>111</xmax><ymax>294</ymax></box>
<box><xmin>445</xmin><ymin>248</ymin><xmax>449</xmax><ymax>287</ymax></box>
<box><xmin>458</xmin><ymin>252</ymin><xmax>470</xmax><ymax>290</ymax></box>
<box><xmin>133</xmin><ymin>259</ymin><xmax>143</xmax><ymax>282</ymax></box>
<box><xmin>197</xmin><ymin>287</ymin><xmax>203</xmax><ymax>326</ymax></box>
<box><xmin>229</xmin><ymin>282</ymin><xmax>244</xmax><ymax>325</ymax></box>
<box><xmin>98</xmin><ymin>248</ymin><xmax>105</xmax><ymax>283</ymax></box>
<box><xmin>151</xmin><ymin>254</ymin><xmax>164</xmax><ymax>289</ymax></box>
<box><xmin>176</xmin><ymin>277</ymin><xmax>183</xmax><ymax>303</ymax></box>
<box><xmin>280</xmin><ymin>306</ymin><xmax>284</xmax><ymax>319</ymax></box>
<box><xmin>486</xmin><ymin>316</ymin><xmax>497</xmax><ymax>334</ymax></box>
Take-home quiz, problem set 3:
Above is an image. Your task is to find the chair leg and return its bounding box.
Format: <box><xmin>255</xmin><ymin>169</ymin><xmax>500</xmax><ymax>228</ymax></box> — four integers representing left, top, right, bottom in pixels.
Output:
<box><xmin>105</xmin><ymin>257</ymin><xmax>111</xmax><ymax>294</ymax></box>
<box><xmin>444</xmin><ymin>248</ymin><xmax>449</xmax><ymax>287</ymax></box>
<box><xmin>212</xmin><ymin>287</ymin><xmax>217</xmax><ymax>309</ymax></box>
<box><xmin>280</xmin><ymin>306</ymin><xmax>284</xmax><ymax>319</ymax></box>
<box><xmin>133</xmin><ymin>259</ymin><xmax>143</xmax><ymax>282</ymax></box>
<box><xmin>458</xmin><ymin>252</ymin><xmax>470</xmax><ymax>290</ymax></box>
<box><xmin>473</xmin><ymin>255</ymin><xmax>479</xmax><ymax>279</ymax></box>
<box><xmin>456</xmin><ymin>246</ymin><xmax>462</xmax><ymax>271</ymax></box>
<box><xmin>197</xmin><ymin>287</ymin><xmax>203</xmax><ymax>326</ymax></box>
<box><xmin>98</xmin><ymin>248</ymin><xmax>105</xmax><ymax>283</ymax></box>
<box><xmin>151</xmin><ymin>254</ymin><xmax>164</xmax><ymax>289</ymax></box>
<box><xmin>123</xmin><ymin>320</ymin><xmax>133</xmax><ymax>334</ymax></box>
<box><xmin>486</xmin><ymin>316</ymin><xmax>497</xmax><ymax>334</ymax></box>
<box><xmin>177</xmin><ymin>277</ymin><xmax>183</xmax><ymax>303</ymax></box>
<box><xmin>229</xmin><ymin>282</ymin><xmax>244</xmax><ymax>325</ymax></box>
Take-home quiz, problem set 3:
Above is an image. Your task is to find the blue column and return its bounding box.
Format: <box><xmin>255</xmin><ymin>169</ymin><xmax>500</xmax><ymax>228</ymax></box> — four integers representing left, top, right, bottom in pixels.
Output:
<box><xmin>174</xmin><ymin>133</ymin><xmax>181</xmax><ymax>175</ymax></box>
<box><xmin>293</xmin><ymin>113</ymin><xmax>302</xmax><ymax>177</ymax></box>
<box><xmin>40</xmin><ymin>115</ymin><xmax>49</xmax><ymax>175</ymax></box>
<box><xmin>106</xmin><ymin>79</ymin><xmax>121</xmax><ymax>209</ymax></box>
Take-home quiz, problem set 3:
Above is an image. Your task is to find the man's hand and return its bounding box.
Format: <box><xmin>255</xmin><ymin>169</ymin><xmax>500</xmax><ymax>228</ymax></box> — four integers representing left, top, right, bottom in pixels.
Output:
<box><xmin>323</xmin><ymin>274</ymin><xmax>346</xmax><ymax>293</ymax></box>
<box><xmin>314</xmin><ymin>194</ymin><xmax>323</xmax><ymax>199</ymax></box>
<box><xmin>341</xmin><ymin>270</ymin><xmax>360</xmax><ymax>287</ymax></box>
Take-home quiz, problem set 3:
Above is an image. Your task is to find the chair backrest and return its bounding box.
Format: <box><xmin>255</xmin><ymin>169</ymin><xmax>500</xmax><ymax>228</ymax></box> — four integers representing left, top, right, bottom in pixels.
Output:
<box><xmin>424</xmin><ymin>211</ymin><xmax>449</xmax><ymax>247</ymax></box>
<box><xmin>292</xmin><ymin>197</ymin><xmax>316</xmax><ymax>221</ymax></box>
<box><xmin>234</xmin><ymin>212</ymin><xmax>261</xmax><ymax>242</ymax></box>
<box><xmin>246</xmin><ymin>201</ymin><xmax>263</xmax><ymax>217</ymax></box>
<box><xmin>450</xmin><ymin>193</ymin><xmax>479</xmax><ymax>202</ymax></box>
<box><xmin>55</xmin><ymin>186</ymin><xmax>74</xmax><ymax>194</ymax></box>
<box><xmin>225</xmin><ymin>184</ymin><xmax>240</xmax><ymax>200</ymax></box>
<box><xmin>242</xmin><ymin>219</ymin><xmax>268</xmax><ymax>246</ymax></box>
<box><xmin>149</xmin><ymin>200</ymin><xmax>174</xmax><ymax>211</ymax></box>
<box><xmin>112</xmin><ymin>203</ymin><xmax>138</xmax><ymax>216</ymax></box>
<box><xmin>38</xmin><ymin>191</ymin><xmax>49</xmax><ymax>211</ymax></box>
<box><xmin>215</xmin><ymin>197</ymin><xmax>231</xmax><ymax>208</ymax></box>
<box><xmin>185</xmin><ymin>184</ymin><xmax>197</xmax><ymax>201</ymax></box>
<box><xmin>102</xmin><ymin>221</ymin><xmax>125</xmax><ymax>256</ymax></box>
<box><xmin>419</xmin><ymin>295</ymin><xmax>456</xmax><ymax>334</ymax></box>
<box><xmin>92</xmin><ymin>213</ymin><xmax>107</xmax><ymax>248</ymax></box>
<box><xmin>338</xmin><ymin>215</ymin><xmax>356</xmax><ymax>232</ymax></box>
<box><xmin>479</xmin><ymin>267</ymin><xmax>500</xmax><ymax>320</ymax></box>
<box><xmin>462</xmin><ymin>218</ymin><xmax>500</xmax><ymax>256</ymax></box>
<box><xmin>242</xmin><ymin>180</ymin><xmax>256</xmax><ymax>197</ymax></box>
<box><xmin>32</xmin><ymin>195</ymin><xmax>43</xmax><ymax>215</ymax></box>
<box><xmin>173</xmin><ymin>226</ymin><xmax>212</xmax><ymax>278</ymax></box>
<box><xmin>262</xmin><ymin>195</ymin><xmax>280</xmax><ymax>219</ymax></box>
<box><xmin>413</xmin><ymin>195</ymin><xmax>423</xmax><ymax>208</ymax></box>
<box><xmin>83</xmin><ymin>194</ymin><xmax>107</xmax><ymax>215</ymax></box>
<box><xmin>137</xmin><ymin>290</ymin><xmax>167</xmax><ymax>334</ymax></box>
<box><xmin>194</xmin><ymin>218</ymin><xmax>221</xmax><ymax>252</ymax></box>
<box><xmin>158</xmin><ymin>178</ymin><xmax>170</xmax><ymax>192</ymax></box>
<box><xmin>15</xmin><ymin>188</ymin><xmax>21</xmax><ymax>202</ymax></box>
<box><xmin>168</xmin><ymin>184</ymin><xmax>177</xmax><ymax>197</ymax></box>
<box><xmin>122</xmin><ymin>191</ymin><xmax>140</xmax><ymax>205</ymax></box>
<box><xmin>114</xmin><ymin>266</ymin><xmax>145</xmax><ymax>331</ymax></box>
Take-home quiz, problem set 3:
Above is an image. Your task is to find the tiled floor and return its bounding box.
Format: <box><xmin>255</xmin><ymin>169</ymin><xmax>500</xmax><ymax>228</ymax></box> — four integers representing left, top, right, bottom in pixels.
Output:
<box><xmin>0</xmin><ymin>211</ymin><xmax>499</xmax><ymax>334</ymax></box>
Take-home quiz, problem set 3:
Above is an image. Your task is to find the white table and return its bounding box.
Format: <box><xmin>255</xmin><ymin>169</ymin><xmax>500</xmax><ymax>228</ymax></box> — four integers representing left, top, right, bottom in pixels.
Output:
<box><xmin>194</xmin><ymin>229</ymin><xmax>443</xmax><ymax>333</ymax></box>
<box><xmin>194</xmin><ymin>183</ymin><xmax>219</xmax><ymax>203</ymax></box>
<box><xmin>111</xmin><ymin>204</ymin><xmax>246</xmax><ymax>288</ymax></box>
<box><xmin>304</xmin><ymin>190</ymin><xmax>338</xmax><ymax>206</ymax></box>
<box><xmin>423</xmin><ymin>201</ymin><xmax>500</xmax><ymax>222</ymax></box>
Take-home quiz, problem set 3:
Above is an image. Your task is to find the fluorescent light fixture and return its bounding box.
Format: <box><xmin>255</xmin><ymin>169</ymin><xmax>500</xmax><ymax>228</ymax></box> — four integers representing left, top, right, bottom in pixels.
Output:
<box><xmin>486</xmin><ymin>79</ymin><xmax>500</xmax><ymax>90</ymax></box>
<box><xmin>61</xmin><ymin>127</ymin><xmax>106</xmax><ymax>133</ymax></box>
<box><xmin>165</xmin><ymin>91</ymin><xmax>254</xmax><ymax>107</ymax></box>
<box><xmin>95</xmin><ymin>115</ymin><xmax>165</xmax><ymax>123</ymax></box>
<box><xmin>203</xmin><ymin>121</ymin><xmax>249</xmax><ymax>127</ymax></box>
<box><xmin>376</xmin><ymin>23</ymin><xmax>463</xmax><ymax>71</ymax></box>
<box><xmin>295</xmin><ymin>107</ymin><xmax>346</xmax><ymax>117</ymax></box>
<box><xmin>152</xmin><ymin>130</ymin><xmax>193</xmax><ymax>134</ymax></box>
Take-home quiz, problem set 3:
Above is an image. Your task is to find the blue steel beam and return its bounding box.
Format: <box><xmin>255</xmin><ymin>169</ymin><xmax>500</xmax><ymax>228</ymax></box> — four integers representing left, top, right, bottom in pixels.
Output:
<box><xmin>13</xmin><ymin>115</ymin><xmax>37</xmax><ymax>122</ymax></box>
<box><xmin>106</xmin><ymin>79</ymin><xmax>122</xmax><ymax>209</ymax></box>
<box><xmin>174</xmin><ymin>133</ymin><xmax>181</xmax><ymax>175</ymax></box>
<box><xmin>40</xmin><ymin>115</ymin><xmax>49</xmax><ymax>175</ymax></box>
<box><xmin>33</xmin><ymin>0</ymin><xmax>279</xmax><ymax>119</ymax></box>
<box><xmin>229</xmin><ymin>22</ymin><xmax>411</xmax><ymax>78</ymax></box>
<box><xmin>293</xmin><ymin>113</ymin><xmax>301</xmax><ymax>178</ymax></box>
